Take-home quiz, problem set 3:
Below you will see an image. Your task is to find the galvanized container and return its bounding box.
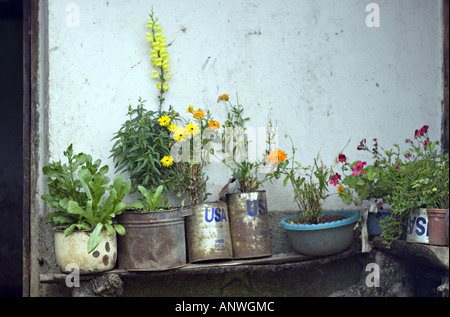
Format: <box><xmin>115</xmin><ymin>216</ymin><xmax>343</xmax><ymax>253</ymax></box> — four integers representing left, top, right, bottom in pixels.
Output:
<box><xmin>185</xmin><ymin>201</ymin><xmax>233</xmax><ymax>262</ymax></box>
<box><xmin>226</xmin><ymin>190</ymin><xmax>272</xmax><ymax>259</ymax></box>
<box><xmin>117</xmin><ymin>207</ymin><xmax>191</xmax><ymax>271</ymax></box>
<box><xmin>406</xmin><ymin>208</ymin><xmax>429</xmax><ymax>244</ymax></box>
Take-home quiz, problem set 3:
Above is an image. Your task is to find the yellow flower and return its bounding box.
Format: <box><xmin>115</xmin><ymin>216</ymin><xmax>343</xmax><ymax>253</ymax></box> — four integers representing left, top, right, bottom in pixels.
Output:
<box><xmin>168</xmin><ymin>124</ymin><xmax>178</xmax><ymax>132</ymax></box>
<box><xmin>187</xmin><ymin>105</ymin><xmax>195</xmax><ymax>113</ymax></box>
<box><xmin>267</xmin><ymin>150</ymin><xmax>287</xmax><ymax>164</ymax></box>
<box><xmin>208</xmin><ymin>120</ymin><xmax>220</xmax><ymax>129</ymax></box>
<box><xmin>160</xmin><ymin>155</ymin><xmax>173</xmax><ymax>167</ymax></box>
<box><xmin>152</xmin><ymin>70</ymin><xmax>159</xmax><ymax>78</ymax></box>
<box><xmin>186</xmin><ymin>123</ymin><xmax>200</xmax><ymax>136</ymax></box>
<box><xmin>173</xmin><ymin>127</ymin><xmax>189</xmax><ymax>142</ymax></box>
<box><xmin>217</xmin><ymin>94</ymin><xmax>229</xmax><ymax>102</ymax></box>
<box><xmin>193</xmin><ymin>109</ymin><xmax>205</xmax><ymax>119</ymax></box>
<box><xmin>158</xmin><ymin>115</ymin><xmax>171</xmax><ymax>126</ymax></box>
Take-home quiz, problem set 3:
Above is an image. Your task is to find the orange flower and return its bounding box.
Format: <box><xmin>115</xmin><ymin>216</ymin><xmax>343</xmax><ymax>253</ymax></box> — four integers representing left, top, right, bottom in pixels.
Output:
<box><xmin>267</xmin><ymin>150</ymin><xmax>287</xmax><ymax>164</ymax></box>
<box><xmin>193</xmin><ymin>109</ymin><xmax>205</xmax><ymax>119</ymax></box>
<box><xmin>217</xmin><ymin>94</ymin><xmax>229</xmax><ymax>102</ymax></box>
<box><xmin>208</xmin><ymin>120</ymin><xmax>220</xmax><ymax>129</ymax></box>
<box><xmin>337</xmin><ymin>185</ymin><xmax>343</xmax><ymax>194</ymax></box>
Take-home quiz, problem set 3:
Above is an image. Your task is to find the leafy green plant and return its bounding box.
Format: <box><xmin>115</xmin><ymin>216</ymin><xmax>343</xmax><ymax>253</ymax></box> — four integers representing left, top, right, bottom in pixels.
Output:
<box><xmin>134</xmin><ymin>185</ymin><xmax>172</xmax><ymax>212</ymax></box>
<box><xmin>110</xmin><ymin>98</ymin><xmax>181</xmax><ymax>192</ymax></box>
<box><xmin>336</xmin><ymin>125</ymin><xmax>449</xmax><ymax>247</ymax></box>
<box><xmin>219</xmin><ymin>94</ymin><xmax>272</xmax><ymax>193</ymax></box>
<box><xmin>42</xmin><ymin>144</ymin><xmax>130</xmax><ymax>253</ymax></box>
<box><xmin>266</xmin><ymin>136</ymin><xmax>338</xmax><ymax>224</ymax></box>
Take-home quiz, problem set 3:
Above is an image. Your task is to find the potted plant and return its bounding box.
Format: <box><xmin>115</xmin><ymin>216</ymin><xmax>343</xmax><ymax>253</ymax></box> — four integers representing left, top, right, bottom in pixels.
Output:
<box><xmin>341</xmin><ymin>125</ymin><xmax>449</xmax><ymax>247</ymax></box>
<box><xmin>267</xmin><ymin>137</ymin><xmax>359</xmax><ymax>256</ymax></box>
<box><xmin>110</xmin><ymin>8</ymin><xmax>181</xmax><ymax>194</ymax></box>
<box><xmin>116</xmin><ymin>185</ymin><xmax>191</xmax><ymax>270</ymax></box>
<box><xmin>166</xmin><ymin>101</ymin><xmax>233</xmax><ymax>262</ymax></box>
<box><xmin>42</xmin><ymin>144</ymin><xmax>130</xmax><ymax>273</ymax></box>
<box><xmin>110</xmin><ymin>9</ymin><xmax>194</xmax><ymax>269</ymax></box>
<box><xmin>336</xmin><ymin>140</ymin><xmax>392</xmax><ymax>237</ymax></box>
<box><xmin>218</xmin><ymin>93</ymin><xmax>274</xmax><ymax>259</ymax></box>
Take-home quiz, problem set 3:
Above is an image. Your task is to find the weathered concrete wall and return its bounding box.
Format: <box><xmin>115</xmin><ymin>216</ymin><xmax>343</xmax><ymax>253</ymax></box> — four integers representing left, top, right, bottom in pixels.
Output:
<box><xmin>36</xmin><ymin>0</ymin><xmax>445</xmax><ymax>296</ymax></box>
<box><xmin>44</xmin><ymin>0</ymin><xmax>443</xmax><ymax>211</ymax></box>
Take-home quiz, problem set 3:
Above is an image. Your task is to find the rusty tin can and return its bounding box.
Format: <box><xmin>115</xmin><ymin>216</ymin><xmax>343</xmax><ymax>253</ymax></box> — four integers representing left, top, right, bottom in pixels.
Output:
<box><xmin>117</xmin><ymin>207</ymin><xmax>191</xmax><ymax>271</ymax></box>
<box><xmin>185</xmin><ymin>201</ymin><xmax>233</xmax><ymax>262</ymax></box>
<box><xmin>226</xmin><ymin>190</ymin><xmax>272</xmax><ymax>259</ymax></box>
<box><xmin>406</xmin><ymin>208</ymin><xmax>429</xmax><ymax>244</ymax></box>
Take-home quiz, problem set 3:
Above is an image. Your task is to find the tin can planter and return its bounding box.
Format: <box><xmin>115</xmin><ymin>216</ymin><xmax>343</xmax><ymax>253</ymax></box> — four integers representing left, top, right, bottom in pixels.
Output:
<box><xmin>406</xmin><ymin>208</ymin><xmax>429</xmax><ymax>244</ymax></box>
<box><xmin>367</xmin><ymin>209</ymin><xmax>391</xmax><ymax>236</ymax></box>
<box><xmin>426</xmin><ymin>209</ymin><xmax>448</xmax><ymax>246</ymax></box>
<box><xmin>280</xmin><ymin>210</ymin><xmax>359</xmax><ymax>256</ymax></box>
<box><xmin>54</xmin><ymin>229</ymin><xmax>117</xmax><ymax>274</ymax></box>
<box><xmin>226</xmin><ymin>190</ymin><xmax>272</xmax><ymax>259</ymax></box>
<box><xmin>116</xmin><ymin>208</ymin><xmax>191</xmax><ymax>271</ymax></box>
<box><xmin>185</xmin><ymin>201</ymin><xmax>233</xmax><ymax>262</ymax></box>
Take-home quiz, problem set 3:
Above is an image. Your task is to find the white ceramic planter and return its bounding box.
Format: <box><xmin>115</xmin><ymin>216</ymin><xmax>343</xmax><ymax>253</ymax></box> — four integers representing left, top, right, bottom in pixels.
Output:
<box><xmin>54</xmin><ymin>229</ymin><xmax>117</xmax><ymax>274</ymax></box>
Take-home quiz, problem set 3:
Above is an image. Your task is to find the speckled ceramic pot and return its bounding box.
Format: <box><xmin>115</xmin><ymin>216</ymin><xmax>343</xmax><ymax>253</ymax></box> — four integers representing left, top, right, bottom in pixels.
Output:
<box><xmin>54</xmin><ymin>229</ymin><xmax>117</xmax><ymax>274</ymax></box>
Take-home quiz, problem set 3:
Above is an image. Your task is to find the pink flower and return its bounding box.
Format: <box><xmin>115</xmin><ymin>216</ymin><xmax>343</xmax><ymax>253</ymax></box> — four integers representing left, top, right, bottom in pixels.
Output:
<box><xmin>329</xmin><ymin>173</ymin><xmax>341</xmax><ymax>186</ymax></box>
<box><xmin>404</xmin><ymin>152</ymin><xmax>412</xmax><ymax>159</ymax></box>
<box><xmin>338</xmin><ymin>154</ymin><xmax>346</xmax><ymax>163</ymax></box>
<box><xmin>395</xmin><ymin>163</ymin><xmax>400</xmax><ymax>169</ymax></box>
<box><xmin>352</xmin><ymin>161</ymin><xmax>367</xmax><ymax>176</ymax></box>
<box><xmin>424</xmin><ymin>139</ymin><xmax>429</xmax><ymax>150</ymax></box>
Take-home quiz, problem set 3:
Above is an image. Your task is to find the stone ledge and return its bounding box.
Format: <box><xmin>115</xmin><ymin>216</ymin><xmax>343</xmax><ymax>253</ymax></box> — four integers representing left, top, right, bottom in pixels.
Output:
<box><xmin>372</xmin><ymin>237</ymin><xmax>449</xmax><ymax>271</ymax></box>
<box><xmin>40</xmin><ymin>244</ymin><xmax>360</xmax><ymax>283</ymax></box>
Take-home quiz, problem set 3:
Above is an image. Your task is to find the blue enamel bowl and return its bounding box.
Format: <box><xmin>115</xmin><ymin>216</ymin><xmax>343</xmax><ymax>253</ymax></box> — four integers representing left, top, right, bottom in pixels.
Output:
<box><xmin>280</xmin><ymin>210</ymin><xmax>360</xmax><ymax>256</ymax></box>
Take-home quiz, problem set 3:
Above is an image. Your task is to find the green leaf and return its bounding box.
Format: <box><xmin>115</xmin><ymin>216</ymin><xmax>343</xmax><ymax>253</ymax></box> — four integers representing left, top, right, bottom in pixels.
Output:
<box><xmin>114</xmin><ymin>224</ymin><xmax>126</xmax><ymax>236</ymax></box>
<box><xmin>87</xmin><ymin>223</ymin><xmax>103</xmax><ymax>254</ymax></box>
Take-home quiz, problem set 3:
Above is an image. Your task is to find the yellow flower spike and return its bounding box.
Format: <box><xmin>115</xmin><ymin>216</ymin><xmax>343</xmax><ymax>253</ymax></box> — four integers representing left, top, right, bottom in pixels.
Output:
<box><xmin>160</xmin><ymin>155</ymin><xmax>174</xmax><ymax>167</ymax></box>
<box><xmin>158</xmin><ymin>115</ymin><xmax>171</xmax><ymax>126</ymax></box>
<box><xmin>186</xmin><ymin>123</ymin><xmax>200</xmax><ymax>136</ymax></box>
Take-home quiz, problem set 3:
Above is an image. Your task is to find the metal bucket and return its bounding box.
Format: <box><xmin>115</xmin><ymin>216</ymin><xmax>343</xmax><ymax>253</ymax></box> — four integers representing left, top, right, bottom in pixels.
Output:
<box><xmin>185</xmin><ymin>201</ymin><xmax>233</xmax><ymax>262</ymax></box>
<box><xmin>406</xmin><ymin>208</ymin><xmax>429</xmax><ymax>244</ymax></box>
<box><xmin>117</xmin><ymin>207</ymin><xmax>191</xmax><ymax>271</ymax></box>
<box><xmin>226</xmin><ymin>190</ymin><xmax>272</xmax><ymax>259</ymax></box>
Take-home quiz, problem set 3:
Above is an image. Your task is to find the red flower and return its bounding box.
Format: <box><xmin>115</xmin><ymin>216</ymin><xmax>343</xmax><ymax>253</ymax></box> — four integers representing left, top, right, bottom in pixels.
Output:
<box><xmin>338</xmin><ymin>154</ymin><xmax>346</xmax><ymax>162</ymax></box>
<box><xmin>414</xmin><ymin>125</ymin><xmax>429</xmax><ymax>138</ymax></box>
<box><xmin>329</xmin><ymin>173</ymin><xmax>341</xmax><ymax>186</ymax></box>
<box><xmin>352</xmin><ymin>161</ymin><xmax>366</xmax><ymax>176</ymax></box>
<box><xmin>424</xmin><ymin>139</ymin><xmax>429</xmax><ymax>150</ymax></box>
<box><xmin>404</xmin><ymin>152</ymin><xmax>412</xmax><ymax>159</ymax></box>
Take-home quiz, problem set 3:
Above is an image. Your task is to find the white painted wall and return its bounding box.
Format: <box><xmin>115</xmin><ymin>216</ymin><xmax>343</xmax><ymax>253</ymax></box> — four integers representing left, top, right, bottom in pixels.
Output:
<box><xmin>45</xmin><ymin>0</ymin><xmax>443</xmax><ymax>212</ymax></box>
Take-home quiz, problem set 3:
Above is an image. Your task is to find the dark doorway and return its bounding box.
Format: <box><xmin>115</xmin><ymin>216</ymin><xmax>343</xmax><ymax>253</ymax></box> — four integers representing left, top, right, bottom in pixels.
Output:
<box><xmin>0</xmin><ymin>0</ymin><xmax>23</xmax><ymax>297</ymax></box>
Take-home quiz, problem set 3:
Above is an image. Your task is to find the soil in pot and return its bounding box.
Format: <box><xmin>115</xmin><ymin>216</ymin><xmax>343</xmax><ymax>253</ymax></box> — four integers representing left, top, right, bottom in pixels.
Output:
<box><xmin>286</xmin><ymin>214</ymin><xmax>346</xmax><ymax>225</ymax></box>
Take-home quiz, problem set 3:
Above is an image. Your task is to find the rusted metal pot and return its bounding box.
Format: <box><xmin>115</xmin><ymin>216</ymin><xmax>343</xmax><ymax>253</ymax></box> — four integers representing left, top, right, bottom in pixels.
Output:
<box><xmin>185</xmin><ymin>201</ymin><xmax>233</xmax><ymax>262</ymax></box>
<box><xmin>54</xmin><ymin>229</ymin><xmax>117</xmax><ymax>274</ymax></box>
<box><xmin>117</xmin><ymin>207</ymin><xmax>191</xmax><ymax>271</ymax></box>
<box><xmin>226</xmin><ymin>190</ymin><xmax>272</xmax><ymax>259</ymax></box>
